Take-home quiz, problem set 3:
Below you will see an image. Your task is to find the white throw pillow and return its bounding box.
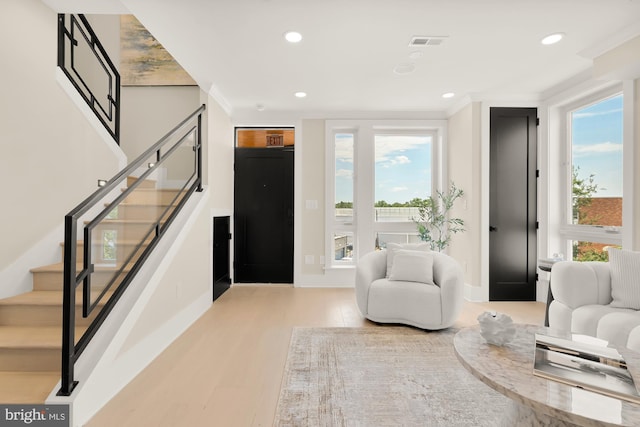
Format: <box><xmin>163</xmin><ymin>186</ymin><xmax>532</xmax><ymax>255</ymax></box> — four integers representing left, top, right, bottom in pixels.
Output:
<box><xmin>388</xmin><ymin>249</ymin><xmax>434</xmax><ymax>285</ymax></box>
<box><xmin>386</xmin><ymin>242</ymin><xmax>431</xmax><ymax>277</ymax></box>
<box><xmin>609</xmin><ymin>248</ymin><xmax>640</xmax><ymax>310</ymax></box>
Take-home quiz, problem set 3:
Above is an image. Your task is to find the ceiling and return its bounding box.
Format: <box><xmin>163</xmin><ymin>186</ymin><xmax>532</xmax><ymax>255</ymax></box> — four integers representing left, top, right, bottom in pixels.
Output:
<box><xmin>46</xmin><ymin>0</ymin><xmax>640</xmax><ymax>118</ymax></box>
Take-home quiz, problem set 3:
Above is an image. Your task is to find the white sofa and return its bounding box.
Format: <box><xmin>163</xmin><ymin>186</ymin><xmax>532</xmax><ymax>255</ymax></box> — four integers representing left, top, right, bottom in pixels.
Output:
<box><xmin>355</xmin><ymin>249</ymin><xmax>464</xmax><ymax>330</ymax></box>
<box><xmin>549</xmin><ymin>259</ymin><xmax>640</xmax><ymax>352</ymax></box>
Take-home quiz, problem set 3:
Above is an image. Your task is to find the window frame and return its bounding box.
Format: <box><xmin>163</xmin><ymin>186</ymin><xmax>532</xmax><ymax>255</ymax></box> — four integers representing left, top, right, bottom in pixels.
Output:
<box><xmin>325</xmin><ymin>119</ymin><xmax>446</xmax><ymax>268</ymax></box>
<box><xmin>328</xmin><ymin>127</ymin><xmax>358</xmax><ymax>266</ymax></box>
<box><xmin>558</xmin><ymin>85</ymin><xmax>624</xmax><ymax>257</ymax></box>
<box><xmin>372</xmin><ymin>129</ymin><xmax>438</xmax><ymax>246</ymax></box>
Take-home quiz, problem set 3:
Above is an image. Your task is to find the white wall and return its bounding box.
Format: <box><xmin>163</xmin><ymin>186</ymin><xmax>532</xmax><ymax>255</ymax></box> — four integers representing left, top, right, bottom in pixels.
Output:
<box><xmin>447</xmin><ymin>103</ymin><xmax>481</xmax><ymax>288</ymax></box>
<box><xmin>0</xmin><ymin>0</ymin><xmax>121</xmax><ymax>290</ymax></box>
<box><xmin>117</xmin><ymin>200</ymin><xmax>212</xmax><ymax>353</ymax></box>
<box><xmin>636</xmin><ymin>80</ymin><xmax>640</xmax><ymax>250</ymax></box>
<box><xmin>205</xmin><ymin>93</ymin><xmax>235</xmax><ymax>209</ymax></box>
<box><xmin>120</xmin><ymin>86</ymin><xmax>201</xmax><ymax>159</ymax></box>
<box><xmin>300</xmin><ymin>120</ymin><xmax>326</xmax><ymax>276</ymax></box>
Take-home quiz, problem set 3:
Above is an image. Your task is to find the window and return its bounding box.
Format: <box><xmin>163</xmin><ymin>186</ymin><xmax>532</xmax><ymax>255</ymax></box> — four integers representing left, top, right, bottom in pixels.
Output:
<box><xmin>326</xmin><ymin>120</ymin><xmax>445</xmax><ymax>267</ymax></box>
<box><xmin>562</xmin><ymin>90</ymin><xmax>624</xmax><ymax>261</ymax></box>
<box><xmin>335</xmin><ymin>133</ymin><xmax>354</xmax><ymax>223</ymax></box>
<box><xmin>102</xmin><ymin>230</ymin><xmax>117</xmax><ymax>262</ymax></box>
<box><xmin>373</xmin><ymin>132</ymin><xmax>434</xmax><ymax>249</ymax></box>
<box><xmin>374</xmin><ymin>134</ymin><xmax>432</xmax><ymax>223</ymax></box>
<box><xmin>332</xmin><ymin>132</ymin><xmax>355</xmax><ymax>263</ymax></box>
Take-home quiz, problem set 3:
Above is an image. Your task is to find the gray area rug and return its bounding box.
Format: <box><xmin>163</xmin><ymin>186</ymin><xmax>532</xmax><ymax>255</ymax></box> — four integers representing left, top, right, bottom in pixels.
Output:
<box><xmin>273</xmin><ymin>326</ymin><xmax>509</xmax><ymax>426</ymax></box>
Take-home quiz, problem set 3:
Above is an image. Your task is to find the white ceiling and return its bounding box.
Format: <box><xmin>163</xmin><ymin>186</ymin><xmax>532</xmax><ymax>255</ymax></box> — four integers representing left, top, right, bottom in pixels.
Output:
<box><xmin>45</xmin><ymin>0</ymin><xmax>640</xmax><ymax>118</ymax></box>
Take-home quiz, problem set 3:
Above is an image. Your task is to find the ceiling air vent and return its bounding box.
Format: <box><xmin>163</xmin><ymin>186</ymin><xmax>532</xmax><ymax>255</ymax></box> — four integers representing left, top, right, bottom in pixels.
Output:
<box><xmin>409</xmin><ymin>36</ymin><xmax>446</xmax><ymax>47</ymax></box>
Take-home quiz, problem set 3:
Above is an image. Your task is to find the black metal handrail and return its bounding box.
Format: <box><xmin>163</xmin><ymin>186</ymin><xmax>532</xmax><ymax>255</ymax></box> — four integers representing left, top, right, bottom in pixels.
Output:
<box><xmin>58</xmin><ymin>104</ymin><xmax>206</xmax><ymax>396</ymax></box>
<box><xmin>58</xmin><ymin>14</ymin><xmax>121</xmax><ymax>144</ymax></box>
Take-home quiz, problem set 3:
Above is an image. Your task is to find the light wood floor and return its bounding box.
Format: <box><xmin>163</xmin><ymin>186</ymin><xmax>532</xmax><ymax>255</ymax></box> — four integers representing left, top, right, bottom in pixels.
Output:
<box><xmin>87</xmin><ymin>285</ymin><xmax>545</xmax><ymax>427</ymax></box>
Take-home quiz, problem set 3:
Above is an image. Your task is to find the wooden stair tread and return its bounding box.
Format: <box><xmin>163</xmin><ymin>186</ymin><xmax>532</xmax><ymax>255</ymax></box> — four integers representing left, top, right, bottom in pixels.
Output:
<box><xmin>60</xmin><ymin>240</ymin><xmax>152</xmax><ymax>247</ymax></box>
<box><xmin>30</xmin><ymin>262</ymin><xmax>133</xmax><ymax>274</ymax></box>
<box><xmin>0</xmin><ymin>326</ymin><xmax>84</xmax><ymax>348</ymax></box>
<box><xmin>86</xmin><ymin>219</ymin><xmax>166</xmax><ymax>224</ymax></box>
<box><xmin>111</xmin><ymin>202</ymin><xmax>177</xmax><ymax>207</ymax></box>
<box><xmin>123</xmin><ymin>188</ymin><xmax>184</xmax><ymax>192</ymax></box>
<box><xmin>0</xmin><ymin>291</ymin><xmax>113</xmax><ymax>306</ymax></box>
<box><xmin>0</xmin><ymin>371</ymin><xmax>59</xmax><ymax>403</ymax></box>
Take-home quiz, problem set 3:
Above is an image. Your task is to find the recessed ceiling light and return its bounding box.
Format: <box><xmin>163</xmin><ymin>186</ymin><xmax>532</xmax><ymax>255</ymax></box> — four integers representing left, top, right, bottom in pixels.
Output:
<box><xmin>295</xmin><ymin>91</ymin><xmax>307</xmax><ymax>98</ymax></box>
<box><xmin>284</xmin><ymin>31</ymin><xmax>302</xmax><ymax>43</ymax></box>
<box><xmin>256</xmin><ymin>104</ymin><xmax>265</xmax><ymax>111</ymax></box>
<box><xmin>408</xmin><ymin>51</ymin><xmax>423</xmax><ymax>60</ymax></box>
<box><xmin>541</xmin><ymin>32</ymin><xmax>564</xmax><ymax>45</ymax></box>
<box><xmin>442</xmin><ymin>92</ymin><xmax>455</xmax><ymax>99</ymax></box>
<box><xmin>393</xmin><ymin>63</ymin><xmax>416</xmax><ymax>75</ymax></box>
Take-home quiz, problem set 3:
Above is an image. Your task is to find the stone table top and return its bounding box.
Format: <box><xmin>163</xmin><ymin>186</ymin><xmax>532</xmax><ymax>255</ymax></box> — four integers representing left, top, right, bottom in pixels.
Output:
<box><xmin>454</xmin><ymin>324</ymin><xmax>640</xmax><ymax>427</ymax></box>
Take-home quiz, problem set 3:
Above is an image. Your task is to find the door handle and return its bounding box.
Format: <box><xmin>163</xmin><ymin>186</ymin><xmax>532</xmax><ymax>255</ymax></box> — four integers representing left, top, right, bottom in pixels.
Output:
<box><xmin>489</xmin><ymin>226</ymin><xmax>497</xmax><ymax>232</ymax></box>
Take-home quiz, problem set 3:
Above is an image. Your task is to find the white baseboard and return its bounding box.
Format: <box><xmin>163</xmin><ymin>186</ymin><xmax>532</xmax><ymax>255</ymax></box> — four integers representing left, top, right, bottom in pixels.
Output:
<box><xmin>295</xmin><ymin>268</ymin><xmax>356</xmax><ymax>287</ymax></box>
<box><xmin>464</xmin><ymin>283</ymin><xmax>488</xmax><ymax>302</ymax></box>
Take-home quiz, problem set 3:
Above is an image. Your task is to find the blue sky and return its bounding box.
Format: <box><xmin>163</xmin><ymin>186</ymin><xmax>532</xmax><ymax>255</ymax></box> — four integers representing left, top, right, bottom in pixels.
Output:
<box><xmin>335</xmin><ymin>134</ymin><xmax>354</xmax><ymax>203</ymax></box>
<box><xmin>334</xmin><ymin>134</ymin><xmax>432</xmax><ymax>204</ymax></box>
<box><xmin>374</xmin><ymin>135</ymin><xmax>431</xmax><ymax>203</ymax></box>
<box><xmin>571</xmin><ymin>94</ymin><xmax>623</xmax><ymax>197</ymax></box>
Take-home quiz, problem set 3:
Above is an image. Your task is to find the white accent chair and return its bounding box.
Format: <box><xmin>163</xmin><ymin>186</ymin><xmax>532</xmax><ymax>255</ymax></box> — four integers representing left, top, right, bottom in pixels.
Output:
<box><xmin>355</xmin><ymin>250</ymin><xmax>464</xmax><ymax>330</ymax></box>
<box><xmin>549</xmin><ymin>259</ymin><xmax>640</xmax><ymax>351</ymax></box>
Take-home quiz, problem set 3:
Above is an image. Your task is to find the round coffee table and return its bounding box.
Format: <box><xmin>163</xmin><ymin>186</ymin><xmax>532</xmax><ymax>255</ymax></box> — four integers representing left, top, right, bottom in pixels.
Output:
<box><xmin>454</xmin><ymin>324</ymin><xmax>640</xmax><ymax>427</ymax></box>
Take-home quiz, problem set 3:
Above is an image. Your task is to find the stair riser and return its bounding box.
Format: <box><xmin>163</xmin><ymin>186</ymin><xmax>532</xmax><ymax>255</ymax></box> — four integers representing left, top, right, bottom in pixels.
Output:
<box><xmin>0</xmin><ymin>305</ymin><xmax>101</xmax><ymax>327</ymax></box>
<box><xmin>60</xmin><ymin>244</ymin><xmax>148</xmax><ymax>266</ymax></box>
<box><xmin>126</xmin><ymin>176</ymin><xmax>156</xmax><ymax>189</ymax></box>
<box><xmin>32</xmin><ymin>270</ymin><xmax>129</xmax><ymax>292</ymax></box>
<box><xmin>109</xmin><ymin>205</ymin><xmax>176</xmax><ymax>221</ymax></box>
<box><xmin>0</xmin><ymin>349</ymin><xmax>59</xmax><ymax>372</ymax></box>
<box><xmin>89</xmin><ymin>222</ymin><xmax>160</xmax><ymax>241</ymax></box>
<box><xmin>124</xmin><ymin>190</ymin><xmax>183</xmax><ymax>205</ymax></box>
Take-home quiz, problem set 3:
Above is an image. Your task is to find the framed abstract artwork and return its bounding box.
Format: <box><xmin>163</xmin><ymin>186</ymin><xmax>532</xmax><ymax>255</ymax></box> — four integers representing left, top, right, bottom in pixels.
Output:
<box><xmin>120</xmin><ymin>15</ymin><xmax>196</xmax><ymax>86</ymax></box>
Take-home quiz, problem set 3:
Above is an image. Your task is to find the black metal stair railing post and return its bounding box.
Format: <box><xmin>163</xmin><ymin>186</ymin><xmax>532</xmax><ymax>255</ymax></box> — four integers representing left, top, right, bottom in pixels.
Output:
<box><xmin>57</xmin><ymin>15</ymin><xmax>65</xmax><ymax>69</ymax></box>
<box><xmin>197</xmin><ymin>113</ymin><xmax>203</xmax><ymax>192</ymax></box>
<box><xmin>59</xmin><ymin>215</ymin><xmax>78</xmax><ymax>396</ymax></box>
<box><xmin>115</xmin><ymin>72</ymin><xmax>121</xmax><ymax>144</ymax></box>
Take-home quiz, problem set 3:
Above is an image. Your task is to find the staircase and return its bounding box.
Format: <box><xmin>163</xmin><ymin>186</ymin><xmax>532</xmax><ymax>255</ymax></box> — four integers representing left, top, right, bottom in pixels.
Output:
<box><xmin>0</xmin><ymin>177</ymin><xmax>181</xmax><ymax>403</ymax></box>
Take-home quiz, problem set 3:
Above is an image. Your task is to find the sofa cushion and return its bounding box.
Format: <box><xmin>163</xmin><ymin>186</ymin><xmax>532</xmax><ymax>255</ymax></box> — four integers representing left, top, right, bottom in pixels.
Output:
<box><xmin>609</xmin><ymin>248</ymin><xmax>640</xmax><ymax>310</ymax></box>
<box><xmin>368</xmin><ymin>278</ymin><xmax>441</xmax><ymax>327</ymax></box>
<box><xmin>571</xmin><ymin>304</ymin><xmax>634</xmax><ymax>337</ymax></box>
<box><xmin>388</xmin><ymin>249</ymin><xmax>434</xmax><ymax>285</ymax></box>
<box><xmin>596</xmin><ymin>311</ymin><xmax>640</xmax><ymax>348</ymax></box>
<box><xmin>626</xmin><ymin>325</ymin><xmax>640</xmax><ymax>352</ymax></box>
<box><xmin>385</xmin><ymin>242</ymin><xmax>430</xmax><ymax>277</ymax></box>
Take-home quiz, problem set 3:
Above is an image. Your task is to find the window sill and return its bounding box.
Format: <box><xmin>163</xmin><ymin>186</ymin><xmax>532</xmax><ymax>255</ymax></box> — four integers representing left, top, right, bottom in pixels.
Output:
<box><xmin>559</xmin><ymin>225</ymin><xmax>623</xmax><ymax>244</ymax></box>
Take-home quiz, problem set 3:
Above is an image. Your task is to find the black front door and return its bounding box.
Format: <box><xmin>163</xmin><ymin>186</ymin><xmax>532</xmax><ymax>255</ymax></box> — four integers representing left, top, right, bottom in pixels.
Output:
<box><xmin>489</xmin><ymin>107</ymin><xmax>537</xmax><ymax>301</ymax></box>
<box><xmin>213</xmin><ymin>216</ymin><xmax>231</xmax><ymax>301</ymax></box>
<box><xmin>234</xmin><ymin>147</ymin><xmax>294</xmax><ymax>283</ymax></box>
